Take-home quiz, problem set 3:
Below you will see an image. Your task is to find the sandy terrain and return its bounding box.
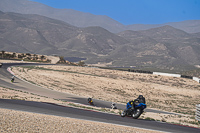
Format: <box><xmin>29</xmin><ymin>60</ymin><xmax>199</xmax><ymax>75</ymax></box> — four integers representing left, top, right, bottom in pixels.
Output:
<box><xmin>12</xmin><ymin>65</ymin><xmax>200</xmax><ymax>113</ymax></box>
<box><xmin>0</xmin><ymin>87</ymin><xmax>163</xmax><ymax>133</ymax></box>
<box><xmin>0</xmin><ymin>108</ymin><xmax>163</xmax><ymax>133</ymax></box>
<box><xmin>0</xmin><ymin>86</ymin><xmax>198</xmax><ymax>128</ymax></box>
<box><xmin>10</xmin><ymin>65</ymin><xmax>200</xmax><ymax>127</ymax></box>
<box><xmin>1</xmin><ymin>60</ymin><xmax>200</xmax><ymax>131</ymax></box>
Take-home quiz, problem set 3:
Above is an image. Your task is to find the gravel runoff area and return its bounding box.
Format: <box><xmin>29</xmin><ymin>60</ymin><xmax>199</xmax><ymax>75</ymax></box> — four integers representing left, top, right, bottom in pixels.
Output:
<box><xmin>1</xmin><ymin>60</ymin><xmax>200</xmax><ymax>131</ymax></box>
<box><xmin>0</xmin><ymin>108</ymin><xmax>163</xmax><ymax>133</ymax></box>
<box><xmin>0</xmin><ymin>59</ymin><xmax>162</xmax><ymax>133</ymax></box>
<box><xmin>0</xmin><ymin>85</ymin><xmax>163</xmax><ymax>133</ymax></box>
<box><xmin>11</xmin><ymin>65</ymin><xmax>200</xmax><ymax>127</ymax></box>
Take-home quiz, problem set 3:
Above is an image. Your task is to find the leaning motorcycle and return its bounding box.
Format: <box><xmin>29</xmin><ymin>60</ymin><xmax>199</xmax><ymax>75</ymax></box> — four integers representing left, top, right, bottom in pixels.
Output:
<box><xmin>121</xmin><ymin>103</ymin><xmax>146</xmax><ymax>119</ymax></box>
<box><xmin>11</xmin><ymin>78</ymin><xmax>14</xmax><ymax>83</ymax></box>
<box><xmin>87</xmin><ymin>98</ymin><xmax>94</xmax><ymax>105</ymax></box>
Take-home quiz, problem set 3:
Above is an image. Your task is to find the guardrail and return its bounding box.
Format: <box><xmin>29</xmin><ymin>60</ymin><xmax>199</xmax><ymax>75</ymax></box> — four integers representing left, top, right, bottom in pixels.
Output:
<box><xmin>153</xmin><ymin>72</ymin><xmax>181</xmax><ymax>78</ymax></box>
<box><xmin>127</xmin><ymin>69</ymin><xmax>200</xmax><ymax>83</ymax></box>
<box><xmin>193</xmin><ymin>77</ymin><xmax>200</xmax><ymax>83</ymax></box>
<box><xmin>196</xmin><ymin>104</ymin><xmax>200</xmax><ymax>121</ymax></box>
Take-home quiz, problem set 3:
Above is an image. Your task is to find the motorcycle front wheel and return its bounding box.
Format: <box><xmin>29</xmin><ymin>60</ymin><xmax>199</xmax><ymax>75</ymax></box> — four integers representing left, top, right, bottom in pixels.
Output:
<box><xmin>132</xmin><ymin>108</ymin><xmax>142</xmax><ymax>119</ymax></box>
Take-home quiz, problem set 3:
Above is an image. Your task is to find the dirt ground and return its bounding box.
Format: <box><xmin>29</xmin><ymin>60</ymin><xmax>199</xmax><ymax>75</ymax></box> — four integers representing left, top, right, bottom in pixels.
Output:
<box><xmin>1</xmin><ymin>60</ymin><xmax>200</xmax><ymax>131</ymax></box>
<box><xmin>10</xmin><ymin>65</ymin><xmax>200</xmax><ymax>127</ymax></box>
<box><xmin>0</xmin><ymin>60</ymin><xmax>162</xmax><ymax>132</ymax></box>
<box><xmin>12</xmin><ymin>65</ymin><xmax>200</xmax><ymax>111</ymax></box>
<box><xmin>0</xmin><ymin>87</ymin><xmax>164</xmax><ymax>133</ymax></box>
<box><xmin>0</xmin><ymin>107</ymin><xmax>163</xmax><ymax>133</ymax></box>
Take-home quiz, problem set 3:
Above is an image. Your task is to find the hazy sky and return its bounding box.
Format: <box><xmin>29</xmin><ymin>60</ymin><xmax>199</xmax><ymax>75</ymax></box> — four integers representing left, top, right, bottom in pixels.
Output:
<box><xmin>30</xmin><ymin>0</ymin><xmax>200</xmax><ymax>25</ymax></box>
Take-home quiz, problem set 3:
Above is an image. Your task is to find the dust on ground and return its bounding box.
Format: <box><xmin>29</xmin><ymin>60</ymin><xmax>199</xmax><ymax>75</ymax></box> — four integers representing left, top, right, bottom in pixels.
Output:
<box><xmin>10</xmin><ymin>65</ymin><xmax>200</xmax><ymax>127</ymax></box>
<box><xmin>0</xmin><ymin>87</ymin><xmax>163</xmax><ymax>133</ymax></box>
<box><xmin>12</xmin><ymin>65</ymin><xmax>200</xmax><ymax>113</ymax></box>
<box><xmin>0</xmin><ymin>107</ymin><xmax>163</xmax><ymax>133</ymax></box>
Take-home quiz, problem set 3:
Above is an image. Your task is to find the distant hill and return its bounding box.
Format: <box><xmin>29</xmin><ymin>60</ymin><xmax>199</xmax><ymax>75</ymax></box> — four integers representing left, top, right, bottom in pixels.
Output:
<box><xmin>126</xmin><ymin>20</ymin><xmax>200</xmax><ymax>33</ymax></box>
<box><xmin>117</xmin><ymin>26</ymin><xmax>200</xmax><ymax>70</ymax></box>
<box><xmin>0</xmin><ymin>11</ymin><xmax>127</xmax><ymax>62</ymax></box>
<box><xmin>0</xmin><ymin>11</ymin><xmax>200</xmax><ymax>71</ymax></box>
<box><xmin>0</xmin><ymin>0</ymin><xmax>124</xmax><ymax>33</ymax></box>
<box><xmin>0</xmin><ymin>0</ymin><xmax>200</xmax><ymax>33</ymax></box>
<box><xmin>0</xmin><ymin>11</ymin><xmax>78</xmax><ymax>54</ymax></box>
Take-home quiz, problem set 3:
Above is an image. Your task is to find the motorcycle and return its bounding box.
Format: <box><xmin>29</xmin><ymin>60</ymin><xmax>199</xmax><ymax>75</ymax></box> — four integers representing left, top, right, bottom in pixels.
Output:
<box><xmin>11</xmin><ymin>78</ymin><xmax>14</xmax><ymax>83</ymax></box>
<box><xmin>111</xmin><ymin>102</ymin><xmax>117</xmax><ymax>109</ymax></box>
<box><xmin>121</xmin><ymin>103</ymin><xmax>146</xmax><ymax>119</ymax></box>
<box><xmin>87</xmin><ymin>98</ymin><xmax>94</xmax><ymax>105</ymax></box>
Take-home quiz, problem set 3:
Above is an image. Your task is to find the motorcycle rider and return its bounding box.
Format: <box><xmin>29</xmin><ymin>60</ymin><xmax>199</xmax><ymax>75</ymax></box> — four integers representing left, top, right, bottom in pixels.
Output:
<box><xmin>125</xmin><ymin>95</ymin><xmax>145</xmax><ymax>114</ymax></box>
<box><xmin>111</xmin><ymin>102</ymin><xmax>117</xmax><ymax>109</ymax></box>
<box><xmin>88</xmin><ymin>97</ymin><xmax>92</xmax><ymax>103</ymax></box>
<box><xmin>87</xmin><ymin>97</ymin><xmax>94</xmax><ymax>105</ymax></box>
<box><xmin>137</xmin><ymin>95</ymin><xmax>146</xmax><ymax>104</ymax></box>
<box><xmin>11</xmin><ymin>75</ymin><xmax>15</xmax><ymax>82</ymax></box>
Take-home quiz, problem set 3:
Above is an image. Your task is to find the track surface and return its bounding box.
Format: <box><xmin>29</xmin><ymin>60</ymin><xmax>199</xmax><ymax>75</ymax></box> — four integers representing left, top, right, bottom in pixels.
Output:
<box><xmin>0</xmin><ymin>63</ymin><xmax>171</xmax><ymax>113</ymax></box>
<box><xmin>0</xmin><ymin>63</ymin><xmax>200</xmax><ymax>132</ymax></box>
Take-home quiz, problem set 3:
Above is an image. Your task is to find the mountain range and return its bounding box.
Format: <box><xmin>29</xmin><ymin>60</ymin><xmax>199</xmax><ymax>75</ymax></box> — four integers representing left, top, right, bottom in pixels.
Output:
<box><xmin>0</xmin><ymin>0</ymin><xmax>200</xmax><ymax>33</ymax></box>
<box><xmin>0</xmin><ymin>10</ymin><xmax>200</xmax><ymax>71</ymax></box>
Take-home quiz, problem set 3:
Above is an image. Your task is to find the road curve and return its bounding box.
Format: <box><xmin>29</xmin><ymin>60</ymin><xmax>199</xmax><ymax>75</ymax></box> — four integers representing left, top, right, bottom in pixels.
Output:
<box><xmin>0</xmin><ymin>63</ymin><xmax>173</xmax><ymax>114</ymax></box>
<box><xmin>0</xmin><ymin>63</ymin><xmax>200</xmax><ymax>132</ymax></box>
<box><xmin>1</xmin><ymin>99</ymin><xmax>200</xmax><ymax>133</ymax></box>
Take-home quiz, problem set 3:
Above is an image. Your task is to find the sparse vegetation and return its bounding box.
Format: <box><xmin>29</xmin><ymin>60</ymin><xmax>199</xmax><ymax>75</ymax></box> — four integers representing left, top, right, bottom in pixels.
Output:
<box><xmin>182</xmin><ymin>68</ymin><xmax>200</xmax><ymax>78</ymax></box>
<box><xmin>2</xmin><ymin>63</ymin><xmax>200</xmax><ymax>128</ymax></box>
<box><xmin>0</xmin><ymin>83</ymin><xmax>199</xmax><ymax>128</ymax></box>
<box><xmin>78</xmin><ymin>61</ymin><xmax>85</xmax><ymax>66</ymax></box>
<box><xmin>12</xmin><ymin>65</ymin><xmax>200</xmax><ymax>115</ymax></box>
<box><xmin>145</xmin><ymin>117</ymin><xmax>156</xmax><ymax>121</ymax></box>
<box><xmin>0</xmin><ymin>51</ymin><xmax>51</xmax><ymax>63</ymax></box>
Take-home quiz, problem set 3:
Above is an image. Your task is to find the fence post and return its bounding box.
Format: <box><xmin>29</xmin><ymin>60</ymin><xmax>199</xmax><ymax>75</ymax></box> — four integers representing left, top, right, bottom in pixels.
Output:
<box><xmin>196</xmin><ymin>104</ymin><xmax>200</xmax><ymax>121</ymax></box>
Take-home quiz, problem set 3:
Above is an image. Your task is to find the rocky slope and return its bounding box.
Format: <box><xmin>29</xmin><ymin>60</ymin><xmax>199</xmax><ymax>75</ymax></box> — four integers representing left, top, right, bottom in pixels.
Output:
<box><xmin>0</xmin><ymin>11</ymin><xmax>200</xmax><ymax>71</ymax></box>
<box><xmin>0</xmin><ymin>0</ymin><xmax>200</xmax><ymax>33</ymax></box>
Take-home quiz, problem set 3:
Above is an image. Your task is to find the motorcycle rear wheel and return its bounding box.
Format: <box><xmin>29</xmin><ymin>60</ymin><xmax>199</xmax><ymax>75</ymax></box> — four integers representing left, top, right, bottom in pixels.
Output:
<box><xmin>121</xmin><ymin>111</ymin><xmax>126</xmax><ymax>117</ymax></box>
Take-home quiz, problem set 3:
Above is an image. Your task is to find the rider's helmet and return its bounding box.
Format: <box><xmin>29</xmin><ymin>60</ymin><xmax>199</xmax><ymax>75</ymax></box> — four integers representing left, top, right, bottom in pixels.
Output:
<box><xmin>138</xmin><ymin>95</ymin><xmax>143</xmax><ymax>99</ymax></box>
<box><xmin>88</xmin><ymin>97</ymin><xmax>91</xmax><ymax>102</ymax></box>
<box><xmin>138</xmin><ymin>95</ymin><xmax>145</xmax><ymax>104</ymax></box>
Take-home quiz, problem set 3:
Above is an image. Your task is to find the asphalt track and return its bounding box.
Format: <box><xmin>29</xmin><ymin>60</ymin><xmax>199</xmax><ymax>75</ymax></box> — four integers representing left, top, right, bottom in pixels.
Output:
<box><xmin>0</xmin><ymin>63</ymin><xmax>200</xmax><ymax>133</ymax></box>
